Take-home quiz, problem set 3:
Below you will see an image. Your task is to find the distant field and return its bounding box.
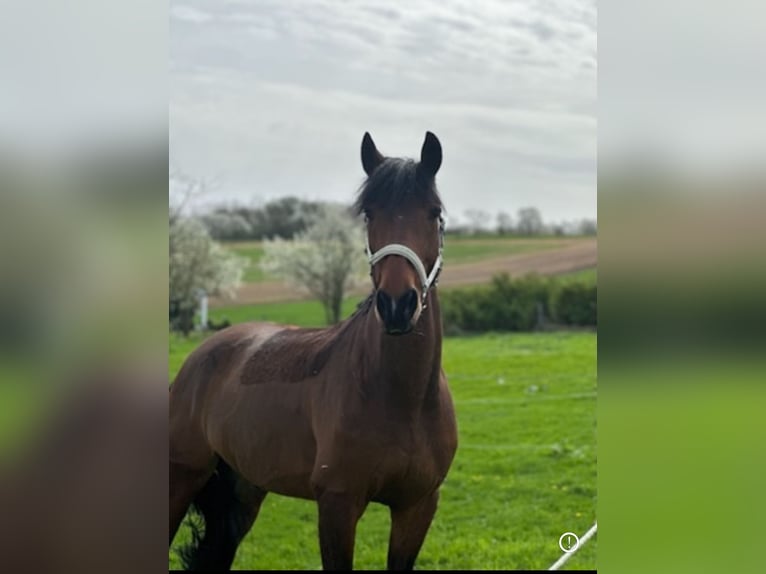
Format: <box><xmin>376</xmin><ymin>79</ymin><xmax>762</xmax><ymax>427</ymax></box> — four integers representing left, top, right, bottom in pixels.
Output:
<box><xmin>169</xmin><ymin>331</ymin><xmax>597</xmax><ymax>570</ymax></box>
<box><xmin>226</xmin><ymin>242</ymin><xmax>267</xmax><ymax>283</ymax></box>
<box><xmin>223</xmin><ymin>236</ymin><xmax>576</xmax><ymax>285</ymax></box>
<box><xmin>442</xmin><ymin>236</ymin><xmax>567</xmax><ymax>264</ymax></box>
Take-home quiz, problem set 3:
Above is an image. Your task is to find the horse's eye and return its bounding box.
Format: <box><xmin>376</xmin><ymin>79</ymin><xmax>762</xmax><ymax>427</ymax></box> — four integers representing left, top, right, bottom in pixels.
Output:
<box><xmin>429</xmin><ymin>207</ymin><xmax>442</xmax><ymax>220</ymax></box>
<box><xmin>363</xmin><ymin>210</ymin><xmax>373</xmax><ymax>222</ymax></box>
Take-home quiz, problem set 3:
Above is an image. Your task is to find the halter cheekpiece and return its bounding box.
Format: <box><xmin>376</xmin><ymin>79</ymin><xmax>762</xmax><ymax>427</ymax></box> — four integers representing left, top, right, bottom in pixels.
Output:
<box><xmin>364</xmin><ymin>216</ymin><xmax>445</xmax><ymax>308</ymax></box>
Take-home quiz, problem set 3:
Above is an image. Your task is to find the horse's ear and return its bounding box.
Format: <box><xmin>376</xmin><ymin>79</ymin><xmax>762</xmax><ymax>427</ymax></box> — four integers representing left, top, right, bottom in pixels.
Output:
<box><xmin>419</xmin><ymin>131</ymin><xmax>442</xmax><ymax>179</ymax></box>
<box><xmin>361</xmin><ymin>132</ymin><xmax>384</xmax><ymax>176</ymax></box>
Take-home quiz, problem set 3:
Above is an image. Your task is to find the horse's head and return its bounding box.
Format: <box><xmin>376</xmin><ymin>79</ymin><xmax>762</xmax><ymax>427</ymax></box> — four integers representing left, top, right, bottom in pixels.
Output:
<box><xmin>354</xmin><ymin>132</ymin><xmax>445</xmax><ymax>335</ymax></box>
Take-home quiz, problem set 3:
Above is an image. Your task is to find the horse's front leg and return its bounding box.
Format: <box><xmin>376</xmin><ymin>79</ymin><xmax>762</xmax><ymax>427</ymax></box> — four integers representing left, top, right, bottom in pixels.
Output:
<box><xmin>387</xmin><ymin>490</ymin><xmax>439</xmax><ymax>570</ymax></box>
<box><xmin>316</xmin><ymin>490</ymin><xmax>367</xmax><ymax>570</ymax></box>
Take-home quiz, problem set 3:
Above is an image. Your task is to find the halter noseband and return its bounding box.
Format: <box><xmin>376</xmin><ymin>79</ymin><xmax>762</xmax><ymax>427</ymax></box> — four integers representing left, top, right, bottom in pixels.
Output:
<box><xmin>364</xmin><ymin>216</ymin><xmax>445</xmax><ymax>308</ymax></box>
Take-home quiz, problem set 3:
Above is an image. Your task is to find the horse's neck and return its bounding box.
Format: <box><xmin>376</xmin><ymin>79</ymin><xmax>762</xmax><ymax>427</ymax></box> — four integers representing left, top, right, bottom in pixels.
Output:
<box><xmin>361</xmin><ymin>292</ymin><xmax>443</xmax><ymax>414</ymax></box>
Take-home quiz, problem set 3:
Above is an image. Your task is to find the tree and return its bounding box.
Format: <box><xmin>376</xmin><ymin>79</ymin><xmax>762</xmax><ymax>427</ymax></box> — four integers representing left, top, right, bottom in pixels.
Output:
<box><xmin>516</xmin><ymin>207</ymin><xmax>544</xmax><ymax>236</ymax></box>
<box><xmin>445</xmin><ymin>214</ymin><xmax>469</xmax><ymax>237</ymax></box>
<box><xmin>196</xmin><ymin>197</ymin><xmax>323</xmax><ymax>240</ymax></box>
<box><xmin>496</xmin><ymin>211</ymin><xmax>514</xmax><ymax>235</ymax></box>
<box><xmin>169</xmin><ymin>173</ymin><xmax>245</xmax><ymax>334</ymax></box>
<box><xmin>200</xmin><ymin>211</ymin><xmax>253</xmax><ymax>241</ymax></box>
<box><xmin>257</xmin><ymin>196</ymin><xmax>322</xmax><ymax>239</ymax></box>
<box><xmin>260</xmin><ymin>204</ymin><xmax>367</xmax><ymax>324</ymax></box>
<box><xmin>169</xmin><ymin>217</ymin><xmax>245</xmax><ymax>334</ymax></box>
<box><xmin>579</xmin><ymin>218</ymin><xmax>597</xmax><ymax>235</ymax></box>
<box><xmin>463</xmin><ymin>209</ymin><xmax>491</xmax><ymax>235</ymax></box>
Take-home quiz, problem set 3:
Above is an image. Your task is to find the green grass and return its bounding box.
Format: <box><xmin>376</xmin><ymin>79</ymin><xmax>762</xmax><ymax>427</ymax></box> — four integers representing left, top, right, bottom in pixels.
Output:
<box><xmin>0</xmin><ymin>372</ymin><xmax>53</xmax><ymax>458</ymax></box>
<box><xmin>169</xmin><ymin>330</ymin><xmax>597</xmax><ymax>570</ymax></box>
<box><xmin>208</xmin><ymin>297</ymin><xmax>366</xmax><ymax>328</ymax></box>
<box><xmin>555</xmin><ymin>267</ymin><xmax>597</xmax><ymax>284</ymax></box>
<box><xmin>222</xmin><ymin>237</ymin><xmax>578</xmax><ymax>284</ymax></box>
<box><xmin>226</xmin><ymin>242</ymin><xmax>267</xmax><ymax>282</ymax></box>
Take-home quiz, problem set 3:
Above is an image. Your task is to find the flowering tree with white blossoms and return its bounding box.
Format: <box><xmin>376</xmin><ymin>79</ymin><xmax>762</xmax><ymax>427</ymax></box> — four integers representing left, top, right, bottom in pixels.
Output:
<box><xmin>260</xmin><ymin>204</ymin><xmax>368</xmax><ymax>324</ymax></box>
<box><xmin>169</xmin><ymin>217</ymin><xmax>245</xmax><ymax>334</ymax></box>
<box><xmin>169</xmin><ymin>173</ymin><xmax>245</xmax><ymax>334</ymax></box>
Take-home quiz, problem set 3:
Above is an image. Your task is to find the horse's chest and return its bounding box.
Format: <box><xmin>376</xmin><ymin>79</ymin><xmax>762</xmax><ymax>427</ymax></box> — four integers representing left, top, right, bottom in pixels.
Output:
<box><xmin>314</xmin><ymin>399</ymin><xmax>457</xmax><ymax>504</ymax></box>
<box><xmin>345</xmin><ymin>423</ymin><xmax>445</xmax><ymax>499</ymax></box>
<box><xmin>365</xmin><ymin>441</ymin><xmax>440</xmax><ymax>505</ymax></box>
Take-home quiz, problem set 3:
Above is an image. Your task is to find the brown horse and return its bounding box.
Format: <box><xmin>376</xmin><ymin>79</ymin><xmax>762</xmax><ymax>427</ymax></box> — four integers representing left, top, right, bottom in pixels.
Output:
<box><xmin>169</xmin><ymin>132</ymin><xmax>458</xmax><ymax>570</ymax></box>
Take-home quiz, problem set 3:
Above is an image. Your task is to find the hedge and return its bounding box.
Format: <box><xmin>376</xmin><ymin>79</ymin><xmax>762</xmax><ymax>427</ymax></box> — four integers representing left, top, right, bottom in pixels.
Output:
<box><xmin>440</xmin><ymin>272</ymin><xmax>596</xmax><ymax>334</ymax></box>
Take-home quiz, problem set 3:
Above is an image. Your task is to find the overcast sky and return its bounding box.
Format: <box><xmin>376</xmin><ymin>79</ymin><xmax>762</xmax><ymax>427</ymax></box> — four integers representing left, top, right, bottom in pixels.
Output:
<box><xmin>170</xmin><ymin>0</ymin><xmax>596</xmax><ymax>224</ymax></box>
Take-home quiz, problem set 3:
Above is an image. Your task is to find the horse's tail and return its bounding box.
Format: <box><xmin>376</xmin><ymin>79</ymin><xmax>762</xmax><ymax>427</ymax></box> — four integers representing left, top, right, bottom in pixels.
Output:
<box><xmin>177</xmin><ymin>460</ymin><xmax>264</xmax><ymax>571</ymax></box>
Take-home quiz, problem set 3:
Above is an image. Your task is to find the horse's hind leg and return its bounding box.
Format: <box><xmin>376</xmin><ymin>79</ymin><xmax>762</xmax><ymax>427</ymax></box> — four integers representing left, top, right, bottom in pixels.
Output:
<box><xmin>387</xmin><ymin>490</ymin><xmax>439</xmax><ymax>570</ymax></box>
<box><xmin>170</xmin><ymin>460</ymin><xmax>215</xmax><ymax>544</ymax></box>
<box><xmin>178</xmin><ymin>460</ymin><xmax>267</xmax><ymax>571</ymax></box>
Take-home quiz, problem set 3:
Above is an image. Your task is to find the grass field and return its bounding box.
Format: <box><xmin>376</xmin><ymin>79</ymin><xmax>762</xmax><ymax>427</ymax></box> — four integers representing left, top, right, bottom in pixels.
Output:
<box><xmin>169</xmin><ymin>330</ymin><xmax>597</xmax><ymax>570</ymax></box>
<box><xmin>440</xmin><ymin>236</ymin><xmax>567</xmax><ymax>264</ymax></box>
<box><xmin>226</xmin><ymin>243</ymin><xmax>268</xmax><ymax>283</ymax></box>
<box><xmin>208</xmin><ymin>297</ymin><xmax>365</xmax><ymax>328</ymax></box>
<box><xmin>556</xmin><ymin>267</ymin><xmax>597</xmax><ymax>283</ymax></box>
<box><xmin>0</xmin><ymin>373</ymin><xmax>52</xmax><ymax>458</ymax></box>
<box><xmin>224</xmin><ymin>236</ymin><xmax>574</xmax><ymax>284</ymax></box>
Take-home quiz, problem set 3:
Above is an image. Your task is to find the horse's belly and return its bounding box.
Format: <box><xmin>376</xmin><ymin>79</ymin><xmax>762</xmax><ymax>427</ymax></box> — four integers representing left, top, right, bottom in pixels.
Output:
<box><xmin>207</xmin><ymin>383</ymin><xmax>318</xmax><ymax>499</ymax></box>
<box><xmin>245</xmin><ymin>417</ymin><xmax>316</xmax><ymax>499</ymax></box>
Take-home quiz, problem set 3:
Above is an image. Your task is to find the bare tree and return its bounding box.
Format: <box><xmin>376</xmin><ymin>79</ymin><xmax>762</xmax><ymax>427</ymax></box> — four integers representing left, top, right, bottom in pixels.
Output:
<box><xmin>169</xmin><ymin>168</ymin><xmax>214</xmax><ymax>225</ymax></box>
<box><xmin>516</xmin><ymin>207</ymin><xmax>544</xmax><ymax>236</ymax></box>
<box><xmin>260</xmin><ymin>204</ymin><xmax>367</xmax><ymax>324</ymax></box>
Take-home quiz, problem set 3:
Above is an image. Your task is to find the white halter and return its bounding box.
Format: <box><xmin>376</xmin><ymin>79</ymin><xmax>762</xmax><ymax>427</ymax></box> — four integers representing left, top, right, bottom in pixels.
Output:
<box><xmin>365</xmin><ymin>216</ymin><xmax>445</xmax><ymax>307</ymax></box>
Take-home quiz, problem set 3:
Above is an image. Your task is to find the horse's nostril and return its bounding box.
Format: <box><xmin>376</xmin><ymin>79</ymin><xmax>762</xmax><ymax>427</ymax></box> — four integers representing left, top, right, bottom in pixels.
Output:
<box><xmin>398</xmin><ymin>289</ymin><xmax>419</xmax><ymax>322</ymax></box>
<box><xmin>377</xmin><ymin>289</ymin><xmax>418</xmax><ymax>333</ymax></box>
<box><xmin>376</xmin><ymin>290</ymin><xmax>393</xmax><ymax>322</ymax></box>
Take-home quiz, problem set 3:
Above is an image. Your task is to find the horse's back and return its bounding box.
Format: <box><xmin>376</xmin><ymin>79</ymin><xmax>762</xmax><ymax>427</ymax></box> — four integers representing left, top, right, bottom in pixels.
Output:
<box><xmin>170</xmin><ymin>322</ymin><xmax>288</xmax><ymax>391</ymax></box>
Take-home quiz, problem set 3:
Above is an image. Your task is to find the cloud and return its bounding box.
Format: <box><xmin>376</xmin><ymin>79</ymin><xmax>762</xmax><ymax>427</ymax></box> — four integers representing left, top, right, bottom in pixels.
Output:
<box><xmin>171</xmin><ymin>0</ymin><xmax>596</xmax><ymax>220</ymax></box>
<box><xmin>170</xmin><ymin>4</ymin><xmax>213</xmax><ymax>24</ymax></box>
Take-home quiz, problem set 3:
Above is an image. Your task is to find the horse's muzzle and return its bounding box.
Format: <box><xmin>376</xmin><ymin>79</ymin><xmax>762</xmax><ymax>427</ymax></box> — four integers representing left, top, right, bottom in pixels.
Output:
<box><xmin>375</xmin><ymin>288</ymin><xmax>419</xmax><ymax>335</ymax></box>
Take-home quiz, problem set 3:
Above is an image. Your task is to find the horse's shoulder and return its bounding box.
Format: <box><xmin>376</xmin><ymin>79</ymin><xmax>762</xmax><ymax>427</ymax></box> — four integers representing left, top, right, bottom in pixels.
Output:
<box><xmin>239</xmin><ymin>324</ymin><xmax>343</xmax><ymax>385</ymax></box>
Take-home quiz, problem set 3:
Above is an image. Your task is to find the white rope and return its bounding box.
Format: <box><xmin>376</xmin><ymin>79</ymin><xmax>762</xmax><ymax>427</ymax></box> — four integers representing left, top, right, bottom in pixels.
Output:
<box><xmin>548</xmin><ymin>522</ymin><xmax>597</xmax><ymax>571</ymax></box>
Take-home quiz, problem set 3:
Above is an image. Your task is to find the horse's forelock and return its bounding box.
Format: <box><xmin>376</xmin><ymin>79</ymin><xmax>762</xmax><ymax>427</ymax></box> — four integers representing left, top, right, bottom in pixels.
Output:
<box><xmin>353</xmin><ymin>158</ymin><xmax>441</xmax><ymax>215</ymax></box>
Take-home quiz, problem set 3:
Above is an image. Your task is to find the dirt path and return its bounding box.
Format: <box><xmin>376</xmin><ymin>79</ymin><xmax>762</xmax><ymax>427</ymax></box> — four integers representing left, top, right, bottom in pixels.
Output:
<box><xmin>439</xmin><ymin>238</ymin><xmax>597</xmax><ymax>288</ymax></box>
<box><xmin>212</xmin><ymin>239</ymin><xmax>597</xmax><ymax>306</ymax></box>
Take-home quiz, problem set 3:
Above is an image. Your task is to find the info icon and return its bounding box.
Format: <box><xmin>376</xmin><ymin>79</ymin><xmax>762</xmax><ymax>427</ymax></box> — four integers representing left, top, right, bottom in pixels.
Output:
<box><xmin>558</xmin><ymin>532</ymin><xmax>580</xmax><ymax>553</ymax></box>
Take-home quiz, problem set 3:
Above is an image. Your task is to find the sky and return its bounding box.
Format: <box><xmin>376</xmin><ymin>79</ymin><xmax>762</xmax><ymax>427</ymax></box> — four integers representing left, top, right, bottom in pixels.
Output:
<box><xmin>170</xmin><ymin>0</ymin><xmax>597</xmax><ymax>224</ymax></box>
